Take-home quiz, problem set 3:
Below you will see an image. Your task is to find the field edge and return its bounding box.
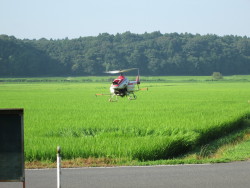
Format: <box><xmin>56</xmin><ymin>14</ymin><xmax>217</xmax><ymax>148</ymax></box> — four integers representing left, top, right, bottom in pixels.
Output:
<box><xmin>25</xmin><ymin>118</ymin><xmax>250</xmax><ymax>169</ymax></box>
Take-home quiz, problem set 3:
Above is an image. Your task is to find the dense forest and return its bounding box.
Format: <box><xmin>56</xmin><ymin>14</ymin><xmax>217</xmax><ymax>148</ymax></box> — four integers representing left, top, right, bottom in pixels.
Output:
<box><xmin>0</xmin><ymin>32</ymin><xmax>250</xmax><ymax>77</ymax></box>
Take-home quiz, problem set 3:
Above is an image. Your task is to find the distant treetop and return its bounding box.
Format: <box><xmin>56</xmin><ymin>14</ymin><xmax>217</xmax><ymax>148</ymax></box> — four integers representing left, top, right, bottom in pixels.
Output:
<box><xmin>0</xmin><ymin>32</ymin><xmax>250</xmax><ymax>77</ymax></box>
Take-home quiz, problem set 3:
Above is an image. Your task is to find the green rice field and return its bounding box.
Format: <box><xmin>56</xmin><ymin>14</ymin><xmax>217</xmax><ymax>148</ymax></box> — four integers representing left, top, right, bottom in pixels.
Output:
<box><xmin>0</xmin><ymin>76</ymin><xmax>250</xmax><ymax>163</ymax></box>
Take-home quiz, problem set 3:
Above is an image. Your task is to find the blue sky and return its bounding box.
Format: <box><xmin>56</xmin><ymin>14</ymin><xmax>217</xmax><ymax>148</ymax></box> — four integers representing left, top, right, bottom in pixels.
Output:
<box><xmin>1</xmin><ymin>0</ymin><xmax>250</xmax><ymax>39</ymax></box>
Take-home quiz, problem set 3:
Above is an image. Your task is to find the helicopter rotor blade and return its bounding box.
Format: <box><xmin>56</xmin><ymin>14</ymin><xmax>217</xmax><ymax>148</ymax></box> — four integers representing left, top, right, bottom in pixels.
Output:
<box><xmin>104</xmin><ymin>70</ymin><xmax>121</xmax><ymax>74</ymax></box>
<box><xmin>105</xmin><ymin>68</ymin><xmax>138</xmax><ymax>74</ymax></box>
<box><xmin>120</xmin><ymin>68</ymin><xmax>138</xmax><ymax>73</ymax></box>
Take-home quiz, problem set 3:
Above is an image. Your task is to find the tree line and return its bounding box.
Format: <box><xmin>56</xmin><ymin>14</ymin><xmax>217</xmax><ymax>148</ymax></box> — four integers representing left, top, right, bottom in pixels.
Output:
<box><xmin>0</xmin><ymin>32</ymin><xmax>250</xmax><ymax>77</ymax></box>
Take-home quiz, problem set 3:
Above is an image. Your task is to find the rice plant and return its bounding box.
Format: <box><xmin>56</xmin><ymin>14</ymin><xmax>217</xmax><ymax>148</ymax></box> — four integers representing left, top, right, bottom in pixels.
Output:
<box><xmin>0</xmin><ymin>78</ymin><xmax>249</xmax><ymax>162</ymax></box>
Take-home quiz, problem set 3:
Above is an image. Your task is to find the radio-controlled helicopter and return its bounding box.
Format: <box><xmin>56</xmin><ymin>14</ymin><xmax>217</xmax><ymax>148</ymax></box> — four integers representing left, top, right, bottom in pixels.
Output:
<box><xmin>96</xmin><ymin>68</ymin><xmax>148</xmax><ymax>102</ymax></box>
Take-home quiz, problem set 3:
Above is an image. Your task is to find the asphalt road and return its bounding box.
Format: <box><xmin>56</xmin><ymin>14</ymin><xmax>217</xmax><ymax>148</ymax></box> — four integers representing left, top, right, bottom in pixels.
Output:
<box><xmin>1</xmin><ymin>161</ymin><xmax>250</xmax><ymax>188</ymax></box>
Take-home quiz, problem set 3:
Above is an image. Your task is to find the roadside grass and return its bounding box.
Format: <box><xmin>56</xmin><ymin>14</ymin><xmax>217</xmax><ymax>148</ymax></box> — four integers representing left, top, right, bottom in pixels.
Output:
<box><xmin>181</xmin><ymin>119</ymin><xmax>250</xmax><ymax>162</ymax></box>
<box><xmin>25</xmin><ymin>119</ymin><xmax>250</xmax><ymax>168</ymax></box>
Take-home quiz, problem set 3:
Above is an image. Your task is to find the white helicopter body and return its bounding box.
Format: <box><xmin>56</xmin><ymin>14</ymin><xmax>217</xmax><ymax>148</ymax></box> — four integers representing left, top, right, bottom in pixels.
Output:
<box><xmin>96</xmin><ymin>68</ymin><xmax>146</xmax><ymax>102</ymax></box>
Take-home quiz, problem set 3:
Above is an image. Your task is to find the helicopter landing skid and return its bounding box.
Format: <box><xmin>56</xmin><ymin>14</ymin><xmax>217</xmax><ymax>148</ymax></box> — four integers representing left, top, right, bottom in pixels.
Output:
<box><xmin>109</xmin><ymin>95</ymin><xmax>118</xmax><ymax>102</ymax></box>
<box><xmin>128</xmin><ymin>93</ymin><xmax>137</xmax><ymax>100</ymax></box>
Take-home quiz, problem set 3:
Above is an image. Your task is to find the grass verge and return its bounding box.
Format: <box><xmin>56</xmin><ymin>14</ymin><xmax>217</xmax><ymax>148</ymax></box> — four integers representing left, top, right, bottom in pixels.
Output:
<box><xmin>25</xmin><ymin>119</ymin><xmax>250</xmax><ymax>168</ymax></box>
